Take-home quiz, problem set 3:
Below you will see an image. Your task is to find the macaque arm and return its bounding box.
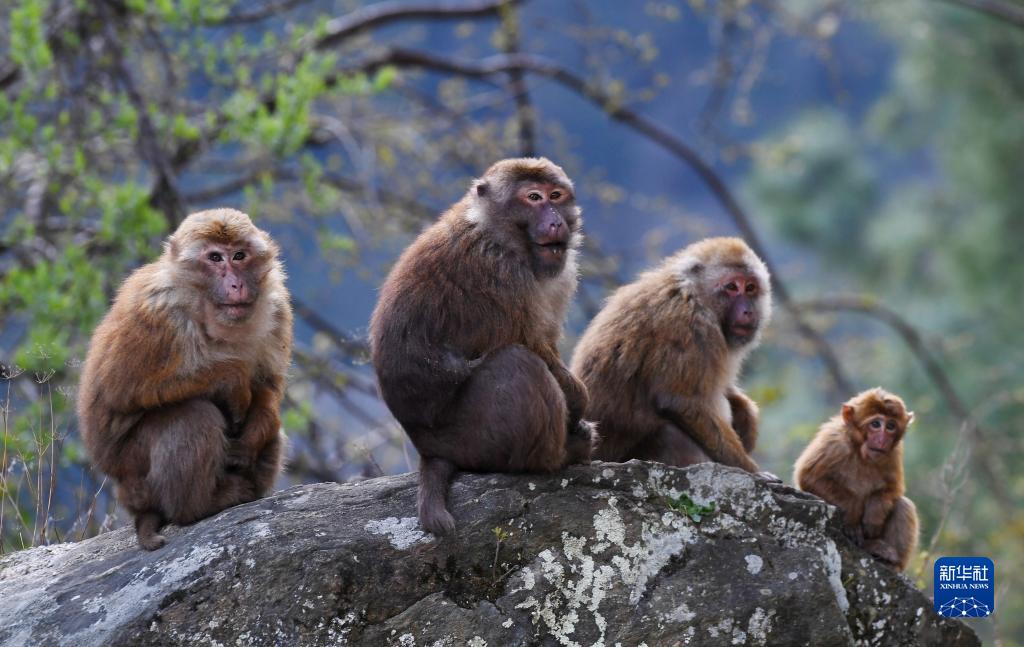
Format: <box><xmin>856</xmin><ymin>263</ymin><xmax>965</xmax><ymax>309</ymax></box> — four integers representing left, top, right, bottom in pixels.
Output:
<box><xmin>654</xmin><ymin>392</ymin><xmax>758</xmax><ymax>472</ymax></box>
<box><xmin>377</xmin><ymin>333</ymin><xmax>481</xmax><ymax>431</ymax></box>
<box><xmin>726</xmin><ymin>387</ymin><xmax>759</xmax><ymax>453</ymax></box>
<box><xmin>533</xmin><ymin>344</ymin><xmax>589</xmax><ymax>425</ymax></box>
<box><xmin>862</xmin><ymin>493</ymin><xmax>896</xmax><ymax>539</ymax></box>
<box><xmin>229</xmin><ymin>305</ymin><xmax>293</xmax><ymax>466</ymax></box>
<box><xmin>226</xmin><ymin>383</ymin><xmax>281</xmax><ymax>467</ymax></box>
<box><xmin>801</xmin><ymin>471</ymin><xmax>864</xmax><ymax>539</ymax></box>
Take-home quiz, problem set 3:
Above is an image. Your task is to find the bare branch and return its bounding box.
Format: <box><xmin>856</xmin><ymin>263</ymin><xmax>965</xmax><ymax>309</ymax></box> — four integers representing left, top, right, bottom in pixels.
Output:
<box><xmin>498</xmin><ymin>5</ymin><xmax>536</xmax><ymax>156</ymax></box>
<box><xmin>935</xmin><ymin>0</ymin><xmax>1024</xmax><ymax>29</ymax></box>
<box><xmin>292</xmin><ymin>297</ymin><xmax>369</xmax><ymax>358</ymax></box>
<box><xmin>0</xmin><ymin>63</ymin><xmax>19</xmax><ymax>92</ymax></box>
<box><xmin>98</xmin><ymin>6</ymin><xmax>186</xmax><ymax>226</ymax></box>
<box><xmin>184</xmin><ymin>166</ymin><xmax>437</xmax><ymax>224</ymax></box>
<box><xmin>211</xmin><ymin>0</ymin><xmax>314</xmax><ymax>25</ymax></box>
<box><xmin>344</xmin><ymin>47</ymin><xmax>855</xmax><ymax>394</ymax></box>
<box><xmin>314</xmin><ymin>0</ymin><xmax>525</xmax><ymax>51</ymax></box>
<box><xmin>796</xmin><ymin>296</ymin><xmax>970</xmax><ymax>422</ymax></box>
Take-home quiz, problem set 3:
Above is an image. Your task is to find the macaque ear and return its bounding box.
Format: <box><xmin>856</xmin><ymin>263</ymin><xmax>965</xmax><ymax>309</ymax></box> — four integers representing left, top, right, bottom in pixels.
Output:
<box><xmin>841</xmin><ymin>405</ymin><xmax>856</xmax><ymax>427</ymax></box>
<box><xmin>167</xmin><ymin>237</ymin><xmax>180</xmax><ymax>259</ymax></box>
<box><xmin>906</xmin><ymin>411</ymin><xmax>915</xmax><ymax>426</ymax></box>
<box><xmin>474</xmin><ymin>179</ymin><xmax>488</xmax><ymax>198</ymax></box>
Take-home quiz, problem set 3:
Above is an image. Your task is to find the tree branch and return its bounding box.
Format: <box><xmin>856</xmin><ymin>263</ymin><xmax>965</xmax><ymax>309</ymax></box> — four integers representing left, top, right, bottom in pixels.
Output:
<box><xmin>935</xmin><ymin>0</ymin><xmax>1024</xmax><ymax>29</ymax></box>
<box><xmin>795</xmin><ymin>295</ymin><xmax>1014</xmax><ymax>511</ymax></box>
<box><xmin>498</xmin><ymin>5</ymin><xmax>536</xmax><ymax>156</ymax></box>
<box><xmin>99</xmin><ymin>6</ymin><xmax>186</xmax><ymax>226</ymax></box>
<box><xmin>210</xmin><ymin>0</ymin><xmax>314</xmax><ymax>25</ymax></box>
<box><xmin>156</xmin><ymin>0</ymin><xmax>519</xmax><ymax>211</ymax></box>
<box><xmin>343</xmin><ymin>47</ymin><xmax>855</xmax><ymax>394</ymax></box>
<box><xmin>292</xmin><ymin>297</ymin><xmax>369</xmax><ymax>358</ymax></box>
<box><xmin>313</xmin><ymin>0</ymin><xmax>525</xmax><ymax>51</ymax></box>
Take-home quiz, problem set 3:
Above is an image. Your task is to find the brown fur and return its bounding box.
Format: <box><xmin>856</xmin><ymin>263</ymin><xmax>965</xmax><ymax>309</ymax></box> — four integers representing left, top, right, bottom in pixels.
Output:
<box><xmin>571</xmin><ymin>237</ymin><xmax>771</xmax><ymax>472</ymax></box>
<box><xmin>77</xmin><ymin>208</ymin><xmax>292</xmax><ymax>550</ymax></box>
<box><xmin>369</xmin><ymin>158</ymin><xmax>595</xmax><ymax>535</ymax></box>
<box><xmin>793</xmin><ymin>388</ymin><xmax>919</xmax><ymax>571</ymax></box>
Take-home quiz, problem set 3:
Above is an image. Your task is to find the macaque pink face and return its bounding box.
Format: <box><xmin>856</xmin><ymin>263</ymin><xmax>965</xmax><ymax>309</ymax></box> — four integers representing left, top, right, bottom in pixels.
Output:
<box><xmin>717</xmin><ymin>272</ymin><xmax>762</xmax><ymax>346</ymax></box>
<box><xmin>516</xmin><ymin>183</ymin><xmax>575</xmax><ymax>273</ymax></box>
<box><xmin>201</xmin><ymin>243</ymin><xmax>261</xmax><ymax>321</ymax></box>
<box><xmin>859</xmin><ymin>413</ymin><xmax>903</xmax><ymax>460</ymax></box>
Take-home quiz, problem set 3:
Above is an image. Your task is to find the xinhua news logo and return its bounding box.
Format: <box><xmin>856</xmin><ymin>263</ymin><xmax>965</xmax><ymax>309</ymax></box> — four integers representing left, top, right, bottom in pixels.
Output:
<box><xmin>934</xmin><ymin>556</ymin><xmax>995</xmax><ymax>618</ymax></box>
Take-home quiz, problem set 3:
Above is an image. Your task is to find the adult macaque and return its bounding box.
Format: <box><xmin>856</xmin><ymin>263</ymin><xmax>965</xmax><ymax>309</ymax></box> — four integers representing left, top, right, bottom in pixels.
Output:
<box><xmin>370</xmin><ymin>157</ymin><xmax>595</xmax><ymax>535</ymax></box>
<box><xmin>794</xmin><ymin>388</ymin><xmax>918</xmax><ymax>571</ymax></box>
<box><xmin>77</xmin><ymin>208</ymin><xmax>292</xmax><ymax>550</ymax></box>
<box><xmin>571</xmin><ymin>237</ymin><xmax>771</xmax><ymax>472</ymax></box>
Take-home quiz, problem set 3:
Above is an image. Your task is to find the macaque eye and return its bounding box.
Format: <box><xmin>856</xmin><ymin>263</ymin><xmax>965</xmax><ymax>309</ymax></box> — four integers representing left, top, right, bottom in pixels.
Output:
<box><xmin>528</xmin><ymin>191</ymin><xmax>543</xmax><ymax>202</ymax></box>
<box><xmin>725</xmin><ymin>282</ymin><xmax>738</xmax><ymax>293</ymax></box>
<box><xmin>886</xmin><ymin>420</ymin><xmax>895</xmax><ymax>430</ymax></box>
<box><xmin>745</xmin><ymin>283</ymin><xmax>757</xmax><ymax>295</ymax></box>
<box><xmin>550</xmin><ymin>190</ymin><xmax>562</xmax><ymax>200</ymax></box>
<box><xmin>871</xmin><ymin>420</ymin><xmax>882</xmax><ymax>429</ymax></box>
<box><xmin>208</xmin><ymin>252</ymin><xmax>223</xmax><ymax>262</ymax></box>
<box><xmin>233</xmin><ymin>251</ymin><xmax>246</xmax><ymax>261</ymax></box>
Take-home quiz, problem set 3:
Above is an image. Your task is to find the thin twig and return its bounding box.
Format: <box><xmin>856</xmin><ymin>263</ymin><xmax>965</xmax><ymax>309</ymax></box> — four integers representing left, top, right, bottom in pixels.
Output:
<box><xmin>499</xmin><ymin>5</ymin><xmax>536</xmax><ymax>156</ymax></box>
<box><xmin>209</xmin><ymin>0</ymin><xmax>314</xmax><ymax>25</ymax></box>
<box><xmin>313</xmin><ymin>0</ymin><xmax>524</xmax><ymax>51</ymax></box>
<box><xmin>935</xmin><ymin>0</ymin><xmax>1024</xmax><ymax>28</ymax></box>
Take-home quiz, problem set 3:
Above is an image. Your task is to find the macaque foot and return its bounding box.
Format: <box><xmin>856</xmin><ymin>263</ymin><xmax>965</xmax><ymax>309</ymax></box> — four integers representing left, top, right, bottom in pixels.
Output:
<box><xmin>135</xmin><ymin>511</ymin><xmax>167</xmax><ymax>551</ymax></box>
<box><xmin>566</xmin><ymin>419</ymin><xmax>598</xmax><ymax>465</ymax></box>
<box><xmin>843</xmin><ymin>524</ymin><xmax>865</xmax><ymax>547</ymax></box>
<box><xmin>421</xmin><ymin>507</ymin><xmax>457</xmax><ymax>536</ymax></box>
<box><xmin>864</xmin><ymin>539</ymin><xmax>900</xmax><ymax>565</ymax></box>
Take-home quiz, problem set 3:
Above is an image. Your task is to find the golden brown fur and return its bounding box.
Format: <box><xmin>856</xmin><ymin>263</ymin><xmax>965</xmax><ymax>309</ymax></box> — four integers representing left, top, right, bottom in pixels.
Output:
<box><xmin>370</xmin><ymin>158</ymin><xmax>594</xmax><ymax>535</ymax></box>
<box><xmin>571</xmin><ymin>237</ymin><xmax>771</xmax><ymax>471</ymax></box>
<box><xmin>794</xmin><ymin>388</ymin><xmax>919</xmax><ymax>571</ymax></box>
<box><xmin>77</xmin><ymin>208</ymin><xmax>292</xmax><ymax>550</ymax></box>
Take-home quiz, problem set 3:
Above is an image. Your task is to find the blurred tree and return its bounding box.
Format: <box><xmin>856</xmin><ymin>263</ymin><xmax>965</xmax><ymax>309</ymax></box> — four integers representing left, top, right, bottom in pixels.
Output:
<box><xmin>746</xmin><ymin>2</ymin><xmax>1024</xmax><ymax>642</ymax></box>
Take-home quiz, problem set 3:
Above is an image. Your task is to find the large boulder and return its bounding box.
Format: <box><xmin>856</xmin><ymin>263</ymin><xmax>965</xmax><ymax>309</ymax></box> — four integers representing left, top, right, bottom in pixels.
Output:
<box><xmin>0</xmin><ymin>461</ymin><xmax>977</xmax><ymax>646</ymax></box>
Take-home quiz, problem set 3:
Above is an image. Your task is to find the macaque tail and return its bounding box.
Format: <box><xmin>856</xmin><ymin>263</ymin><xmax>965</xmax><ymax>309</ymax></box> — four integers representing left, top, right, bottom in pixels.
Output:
<box><xmin>417</xmin><ymin>456</ymin><xmax>457</xmax><ymax>535</ymax></box>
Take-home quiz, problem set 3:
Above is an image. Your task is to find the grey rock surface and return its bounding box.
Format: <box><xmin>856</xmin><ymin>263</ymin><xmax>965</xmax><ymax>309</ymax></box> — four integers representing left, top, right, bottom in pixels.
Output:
<box><xmin>0</xmin><ymin>461</ymin><xmax>978</xmax><ymax>646</ymax></box>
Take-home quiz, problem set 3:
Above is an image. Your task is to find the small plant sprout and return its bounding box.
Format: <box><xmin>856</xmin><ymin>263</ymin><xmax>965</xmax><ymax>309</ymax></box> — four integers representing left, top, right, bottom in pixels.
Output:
<box><xmin>665</xmin><ymin>493</ymin><xmax>716</xmax><ymax>523</ymax></box>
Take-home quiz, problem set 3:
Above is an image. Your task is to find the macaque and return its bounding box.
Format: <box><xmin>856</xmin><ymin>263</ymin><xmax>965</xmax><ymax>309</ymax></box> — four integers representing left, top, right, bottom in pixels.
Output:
<box><xmin>571</xmin><ymin>237</ymin><xmax>771</xmax><ymax>472</ymax></box>
<box><xmin>794</xmin><ymin>388</ymin><xmax>919</xmax><ymax>571</ymax></box>
<box><xmin>370</xmin><ymin>157</ymin><xmax>595</xmax><ymax>535</ymax></box>
<box><xmin>77</xmin><ymin>208</ymin><xmax>292</xmax><ymax>550</ymax></box>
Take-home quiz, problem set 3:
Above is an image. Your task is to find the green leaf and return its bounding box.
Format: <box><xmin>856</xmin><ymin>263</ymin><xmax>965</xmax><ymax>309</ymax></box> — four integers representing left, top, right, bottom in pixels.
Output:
<box><xmin>664</xmin><ymin>493</ymin><xmax>716</xmax><ymax>523</ymax></box>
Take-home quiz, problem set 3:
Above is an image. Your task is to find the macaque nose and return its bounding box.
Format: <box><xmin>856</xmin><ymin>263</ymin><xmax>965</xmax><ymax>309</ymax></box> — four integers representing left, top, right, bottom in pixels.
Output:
<box><xmin>223</xmin><ymin>272</ymin><xmax>250</xmax><ymax>302</ymax></box>
<box><xmin>548</xmin><ymin>221</ymin><xmax>563</xmax><ymax>233</ymax></box>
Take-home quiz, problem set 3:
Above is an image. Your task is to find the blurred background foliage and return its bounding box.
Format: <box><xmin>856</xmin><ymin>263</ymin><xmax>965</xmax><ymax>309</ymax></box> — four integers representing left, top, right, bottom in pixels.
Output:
<box><xmin>0</xmin><ymin>0</ymin><xmax>1021</xmax><ymax>642</ymax></box>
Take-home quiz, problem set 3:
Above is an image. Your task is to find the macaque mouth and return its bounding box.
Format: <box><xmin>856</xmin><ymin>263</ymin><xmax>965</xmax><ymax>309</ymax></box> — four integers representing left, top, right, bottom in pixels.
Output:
<box><xmin>536</xmin><ymin>241</ymin><xmax>568</xmax><ymax>255</ymax></box>
<box><xmin>730</xmin><ymin>323</ymin><xmax>756</xmax><ymax>338</ymax></box>
<box><xmin>218</xmin><ymin>302</ymin><xmax>255</xmax><ymax>318</ymax></box>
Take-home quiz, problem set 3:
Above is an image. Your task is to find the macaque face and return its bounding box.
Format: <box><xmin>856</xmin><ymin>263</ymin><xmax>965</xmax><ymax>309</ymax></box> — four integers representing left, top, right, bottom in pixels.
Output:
<box><xmin>841</xmin><ymin>398</ymin><xmax>911</xmax><ymax>463</ymax></box>
<box><xmin>200</xmin><ymin>242</ymin><xmax>263</xmax><ymax>322</ymax></box>
<box><xmin>512</xmin><ymin>182</ymin><xmax>576</xmax><ymax>276</ymax></box>
<box><xmin>858</xmin><ymin>413</ymin><xmax>904</xmax><ymax>460</ymax></box>
<box><xmin>715</xmin><ymin>272</ymin><xmax>763</xmax><ymax>347</ymax></box>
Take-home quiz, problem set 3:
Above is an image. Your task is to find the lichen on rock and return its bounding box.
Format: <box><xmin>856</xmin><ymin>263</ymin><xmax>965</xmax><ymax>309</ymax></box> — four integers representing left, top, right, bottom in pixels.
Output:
<box><xmin>0</xmin><ymin>461</ymin><xmax>979</xmax><ymax>646</ymax></box>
